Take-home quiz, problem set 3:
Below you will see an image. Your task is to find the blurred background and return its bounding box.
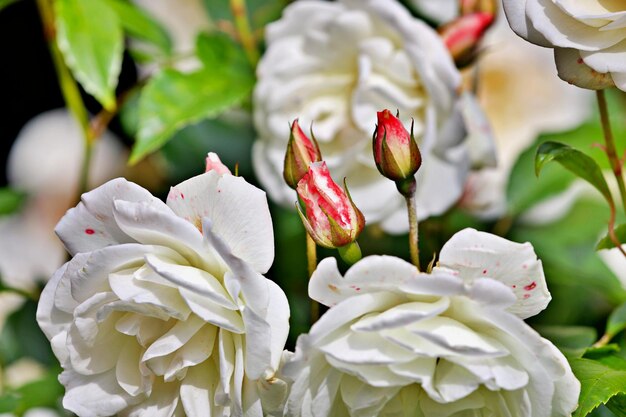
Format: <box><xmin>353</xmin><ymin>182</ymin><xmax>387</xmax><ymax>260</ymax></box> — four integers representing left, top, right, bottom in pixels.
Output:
<box><xmin>1</xmin><ymin>0</ymin><xmax>625</xmax><ymax>416</ymax></box>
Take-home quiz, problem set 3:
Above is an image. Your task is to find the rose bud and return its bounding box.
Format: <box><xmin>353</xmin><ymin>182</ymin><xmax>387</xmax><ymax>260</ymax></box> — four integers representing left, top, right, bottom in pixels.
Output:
<box><xmin>439</xmin><ymin>12</ymin><xmax>494</xmax><ymax>67</ymax></box>
<box><xmin>373</xmin><ymin>109</ymin><xmax>422</xmax><ymax>196</ymax></box>
<box><xmin>204</xmin><ymin>152</ymin><xmax>232</xmax><ymax>175</ymax></box>
<box><xmin>283</xmin><ymin>119</ymin><xmax>322</xmax><ymax>189</ymax></box>
<box><xmin>296</xmin><ymin>162</ymin><xmax>364</xmax><ymax>250</ymax></box>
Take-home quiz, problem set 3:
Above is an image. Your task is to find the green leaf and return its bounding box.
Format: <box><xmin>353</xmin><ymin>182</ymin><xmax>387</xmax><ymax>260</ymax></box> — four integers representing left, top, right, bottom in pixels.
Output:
<box><xmin>571</xmin><ymin>358</ymin><xmax>626</xmax><ymax>417</ymax></box>
<box><xmin>55</xmin><ymin>0</ymin><xmax>124</xmax><ymax>110</ymax></box>
<box><xmin>0</xmin><ymin>188</ymin><xmax>26</xmax><ymax>216</ymax></box>
<box><xmin>0</xmin><ymin>0</ymin><xmax>20</xmax><ymax>12</ymax></box>
<box><xmin>0</xmin><ymin>393</ymin><xmax>19</xmax><ymax>413</ymax></box>
<box><xmin>606</xmin><ymin>301</ymin><xmax>626</xmax><ymax>339</ymax></box>
<box><xmin>607</xmin><ymin>394</ymin><xmax>626</xmax><ymax>416</ymax></box>
<box><xmin>103</xmin><ymin>0</ymin><xmax>172</xmax><ymax>55</ymax></box>
<box><xmin>12</xmin><ymin>371</ymin><xmax>64</xmax><ymax>414</ymax></box>
<box><xmin>597</xmin><ymin>224</ymin><xmax>626</xmax><ymax>250</ymax></box>
<box><xmin>536</xmin><ymin>325</ymin><xmax>597</xmax><ymax>356</ymax></box>
<box><xmin>535</xmin><ymin>141</ymin><xmax>613</xmax><ymax>204</ymax></box>
<box><xmin>130</xmin><ymin>33</ymin><xmax>254</xmax><ymax>164</ymax></box>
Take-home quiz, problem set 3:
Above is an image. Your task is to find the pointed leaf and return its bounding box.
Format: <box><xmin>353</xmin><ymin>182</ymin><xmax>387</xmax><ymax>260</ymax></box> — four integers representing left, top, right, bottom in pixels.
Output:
<box><xmin>130</xmin><ymin>34</ymin><xmax>253</xmax><ymax>164</ymax></box>
<box><xmin>571</xmin><ymin>358</ymin><xmax>626</xmax><ymax>417</ymax></box>
<box><xmin>535</xmin><ymin>141</ymin><xmax>613</xmax><ymax>205</ymax></box>
<box><xmin>55</xmin><ymin>0</ymin><xmax>123</xmax><ymax>110</ymax></box>
<box><xmin>597</xmin><ymin>224</ymin><xmax>626</xmax><ymax>250</ymax></box>
<box><xmin>103</xmin><ymin>0</ymin><xmax>172</xmax><ymax>55</ymax></box>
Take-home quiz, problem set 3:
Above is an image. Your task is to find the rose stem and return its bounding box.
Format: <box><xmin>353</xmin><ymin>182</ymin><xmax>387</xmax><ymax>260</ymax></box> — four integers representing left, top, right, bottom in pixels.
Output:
<box><xmin>406</xmin><ymin>194</ymin><xmax>421</xmax><ymax>271</ymax></box>
<box><xmin>597</xmin><ymin>90</ymin><xmax>626</xmax><ymax>213</ymax></box>
<box><xmin>229</xmin><ymin>0</ymin><xmax>259</xmax><ymax>67</ymax></box>
<box><xmin>306</xmin><ymin>233</ymin><xmax>319</xmax><ymax>323</ymax></box>
<box><xmin>37</xmin><ymin>0</ymin><xmax>94</xmax><ymax>201</ymax></box>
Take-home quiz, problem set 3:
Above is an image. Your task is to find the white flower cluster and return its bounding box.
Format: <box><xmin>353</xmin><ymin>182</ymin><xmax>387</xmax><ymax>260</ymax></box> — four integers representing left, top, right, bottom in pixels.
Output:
<box><xmin>253</xmin><ymin>0</ymin><xmax>470</xmax><ymax>233</ymax></box>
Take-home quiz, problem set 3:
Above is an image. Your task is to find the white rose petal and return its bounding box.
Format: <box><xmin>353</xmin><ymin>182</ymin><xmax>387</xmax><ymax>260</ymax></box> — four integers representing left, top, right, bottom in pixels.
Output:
<box><xmin>503</xmin><ymin>0</ymin><xmax>626</xmax><ymax>91</ymax></box>
<box><xmin>37</xmin><ymin>171</ymin><xmax>290</xmax><ymax>416</ymax></box>
<box><xmin>254</xmin><ymin>0</ymin><xmax>471</xmax><ymax>233</ymax></box>
<box><xmin>285</xmin><ymin>229</ymin><xmax>579</xmax><ymax>416</ymax></box>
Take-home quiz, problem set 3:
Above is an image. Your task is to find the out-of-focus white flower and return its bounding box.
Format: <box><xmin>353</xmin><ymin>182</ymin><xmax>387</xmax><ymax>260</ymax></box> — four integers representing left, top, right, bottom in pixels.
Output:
<box><xmin>408</xmin><ymin>0</ymin><xmax>459</xmax><ymax>24</ymax></box>
<box><xmin>36</xmin><ymin>168</ymin><xmax>290</xmax><ymax>417</ymax></box>
<box><xmin>131</xmin><ymin>0</ymin><xmax>211</xmax><ymax>75</ymax></box>
<box><xmin>502</xmin><ymin>0</ymin><xmax>626</xmax><ymax>91</ymax></box>
<box><xmin>254</xmin><ymin>0</ymin><xmax>472</xmax><ymax>234</ymax></box>
<box><xmin>284</xmin><ymin>228</ymin><xmax>579</xmax><ymax>416</ymax></box>
<box><xmin>0</xmin><ymin>109</ymin><xmax>125</xmax><ymax>291</ymax></box>
<box><xmin>3</xmin><ymin>358</ymin><xmax>47</xmax><ymax>389</ymax></box>
<box><xmin>460</xmin><ymin>12</ymin><xmax>592</xmax><ymax>218</ymax></box>
<box><xmin>0</xmin><ymin>408</ymin><xmax>61</xmax><ymax>417</ymax></box>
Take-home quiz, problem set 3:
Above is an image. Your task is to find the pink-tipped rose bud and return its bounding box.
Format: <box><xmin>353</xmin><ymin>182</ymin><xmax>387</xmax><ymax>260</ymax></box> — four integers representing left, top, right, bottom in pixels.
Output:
<box><xmin>373</xmin><ymin>110</ymin><xmax>422</xmax><ymax>191</ymax></box>
<box><xmin>205</xmin><ymin>152</ymin><xmax>232</xmax><ymax>175</ymax></box>
<box><xmin>440</xmin><ymin>12</ymin><xmax>494</xmax><ymax>67</ymax></box>
<box><xmin>283</xmin><ymin>119</ymin><xmax>322</xmax><ymax>189</ymax></box>
<box><xmin>296</xmin><ymin>162</ymin><xmax>364</xmax><ymax>249</ymax></box>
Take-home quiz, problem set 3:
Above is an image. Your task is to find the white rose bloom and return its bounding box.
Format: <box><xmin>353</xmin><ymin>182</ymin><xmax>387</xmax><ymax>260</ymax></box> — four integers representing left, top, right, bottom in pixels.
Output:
<box><xmin>253</xmin><ymin>0</ymin><xmax>470</xmax><ymax>234</ymax></box>
<box><xmin>502</xmin><ymin>0</ymin><xmax>626</xmax><ymax>90</ymax></box>
<box><xmin>284</xmin><ymin>228</ymin><xmax>579</xmax><ymax>416</ymax></box>
<box><xmin>460</xmin><ymin>11</ymin><xmax>592</xmax><ymax>219</ymax></box>
<box><xmin>0</xmin><ymin>109</ymin><xmax>125</xmax><ymax>291</ymax></box>
<box><xmin>36</xmin><ymin>170</ymin><xmax>290</xmax><ymax>416</ymax></box>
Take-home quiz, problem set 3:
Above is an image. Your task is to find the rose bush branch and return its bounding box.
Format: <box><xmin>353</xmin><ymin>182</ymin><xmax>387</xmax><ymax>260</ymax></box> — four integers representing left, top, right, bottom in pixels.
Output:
<box><xmin>597</xmin><ymin>90</ymin><xmax>626</xmax><ymax>214</ymax></box>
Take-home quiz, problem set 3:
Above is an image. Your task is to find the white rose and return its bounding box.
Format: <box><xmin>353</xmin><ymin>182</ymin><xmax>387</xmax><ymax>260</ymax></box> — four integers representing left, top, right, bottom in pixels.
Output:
<box><xmin>253</xmin><ymin>0</ymin><xmax>470</xmax><ymax>233</ymax></box>
<box><xmin>36</xmin><ymin>170</ymin><xmax>290</xmax><ymax>416</ymax></box>
<box><xmin>502</xmin><ymin>0</ymin><xmax>626</xmax><ymax>90</ymax></box>
<box><xmin>284</xmin><ymin>228</ymin><xmax>579</xmax><ymax>416</ymax></box>
<box><xmin>0</xmin><ymin>109</ymin><xmax>125</xmax><ymax>291</ymax></box>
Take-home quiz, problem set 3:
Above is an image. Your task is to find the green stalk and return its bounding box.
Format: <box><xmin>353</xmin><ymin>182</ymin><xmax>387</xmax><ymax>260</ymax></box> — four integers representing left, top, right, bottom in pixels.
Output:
<box><xmin>36</xmin><ymin>0</ymin><xmax>94</xmax><ymax>199</ymax></box>
<box><xmin>229</xmin><ymin>0</ymin><xmax>259</xmax><ymax>67</ymax></box>
<box><xmin>597</xmin><ymin>90</ymin><xmax>626</xmax><ymax>213</ymax></box>
<box><xmin>406</xmin><ymin>193</ymin><xmax>421</xmax><ymax>271</ymax></box>
<box><xmin>306</xmin><ymin>233</ymin><xmax>319</xmax><ymax>324</ymax></box>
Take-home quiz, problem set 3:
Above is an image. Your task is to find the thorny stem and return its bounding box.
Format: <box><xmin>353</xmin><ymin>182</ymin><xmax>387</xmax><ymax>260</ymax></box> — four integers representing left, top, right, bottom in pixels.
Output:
<box><xmin>306</xmin><ymin>233</ymin><xmax>319</xmax><ymax>323</ymax></box>
<box><xmin>229</xmin><ymin>0</ymin><xmax>259</xmax><ymax>67</ymax></box>
<box><xmin>597</xmin><ymin>90</ymin><xmax>626</xmax><ymax>213</ymax></box>
<box><xmin>406</xmin><ymin>194</ymin><xmax>421</xmax><ymax>271</ymax></box>
<box><xmin>37</xmin><ymin>0</ymin><xmax>94</xmax><ymax>200</ymax></box>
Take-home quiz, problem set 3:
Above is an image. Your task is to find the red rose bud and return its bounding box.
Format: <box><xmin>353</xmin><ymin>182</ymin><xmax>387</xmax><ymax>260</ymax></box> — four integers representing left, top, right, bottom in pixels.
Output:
<box><xmin>440</xmin><ymin>12</ymin><xmax>494</xmax><ymax>67</ymax></box>
<box><xmin>296</xmin><ymin>162</ymin><xmax>365</xmax><ymax>249</ymax></box>
<box><xmin>283</xmin><ymin>119</ymin><xmax>322</xmax><ymax>189</ymax></box>
<box><xmin>373</xmin><ymin>110</ymin><xmax>422</xmax><ymax>188</ymax></box>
